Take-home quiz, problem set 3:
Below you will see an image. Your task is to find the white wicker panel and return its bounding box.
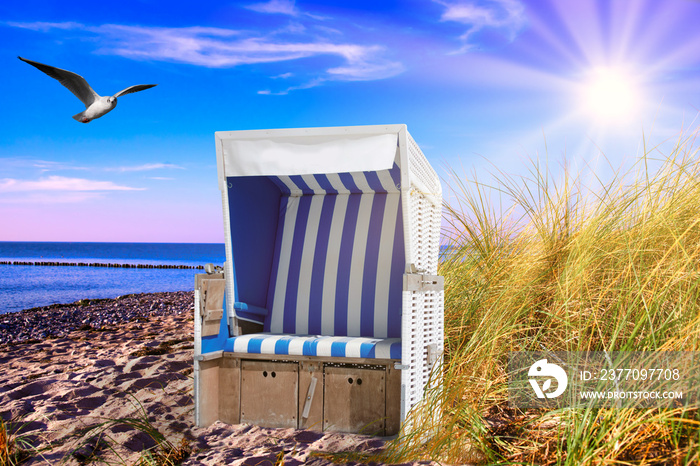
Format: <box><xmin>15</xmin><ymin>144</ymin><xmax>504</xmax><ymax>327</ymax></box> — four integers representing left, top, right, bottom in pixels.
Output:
<box><xmin>401</xmin><ymin>289</ymin><xmax>425</xmax><ymax>419</ymax></box>
<box><xmin>422</xmin><ymin>290</ymin><xmax>436</xmax><ymax>363</ymax></box>
<box><xmin>407</xmin><ymin>189</ymin><xmax>423</xmax><ymax>270</ymax></box>
<box><xmin>407</xmin><ymin>190</ymin><xmax>441</xmax><ymax>274</ymax></box>
<box><xmin>436</xmin><ymin>290</ymin><xmax>445</xmax><ymax>358</ymax></box>
<box><xmin>401</xmin><ymin>288</ymin><xmax>445</xmax><ymax>424</ymax></box>
<box><xmin>429</xmin><ymin>200</ymin><xmax>442</xmax><ymax>273</ymax></box>
<box><xmin>429</xmin><ymin>290</ymin><xmax>445</xmax><ymax>397</ymax></box>
<box><xmin>400</xmin><ymin>128</ymin><xmax>444</xmax><ymax>425</ymax></box>
<box><xmin>421</xmin><ymin>290</ymin><xmax>442</xmax><ymax>383</ymax></box>
<box><xmin>406</xmin><ymin>133</ymin><xmax>441</xmax><ymax>201</ymax></box>
<box><xmin>405</xmin><ymin>131</ymin><xmax>442</xmax><ymax>276</ymax></box>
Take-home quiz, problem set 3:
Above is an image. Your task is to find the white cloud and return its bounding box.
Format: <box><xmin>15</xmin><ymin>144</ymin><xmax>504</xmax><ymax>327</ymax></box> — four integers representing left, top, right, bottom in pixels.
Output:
<box><xmin>326</xmin><ymin>45</ymin><xmax>405</xmax><ymax>80</ymax></box>
<box><xmin>434</xmin><ymin>0</ymin><xmax>527</xmax><ymax>51</ymax></box>
<box><xmin>246</xmin><ymin>0</ymin><xmax>298</xmax><ymax>16</ymax></box>
<box><xmin>106</xmin><ymin>163</ymin><xmax>185</xmax><ymax>172</ymax></box>
<box><xmin>244</xmin><ymin>0</ymin><xmax>328</xmax><ymax>20</ymax></box>
<box><xmin>7</xmin><ymin>20</ymin><xmax>84</xmax><ymax>31</ymax></box>
<box><xmin>0</xmin><ymin>176</ymin><xmax>144</xmax><ymax>192</ymax></box>
<box><xmin>32</xmin><ymin>160</ymin><xmax>89</xmax><ymax>172</ymax></box>
<box><xmin>8</xmin><ymin>20</ymin><xmax>403</xmax><ymax>91</ymax></box>
<box><xmin>0</xmin><ymin>158</ymin><xmax>89</xmax><ymax>172</ymax></box>
<box><xmin>93</xmin><ymin>24</ymin><xmax>403</xmax><ymax>81</ymax></box>
<box><xmin>258</xmin><ymin>77</ymin><xmax>323</xmax><ymax>95</ymax></box>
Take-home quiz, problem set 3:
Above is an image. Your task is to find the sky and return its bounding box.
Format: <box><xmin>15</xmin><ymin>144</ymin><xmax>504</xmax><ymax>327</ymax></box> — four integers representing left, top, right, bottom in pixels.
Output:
<box><xmin>1</xmin><ymin>0</ymin><xmax>699</xmax><ymax>243</ymax></box>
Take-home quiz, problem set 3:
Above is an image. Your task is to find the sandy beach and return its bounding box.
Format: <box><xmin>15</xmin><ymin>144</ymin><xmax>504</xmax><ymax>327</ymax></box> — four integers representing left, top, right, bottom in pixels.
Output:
<box><xmin>0</xmin><ymin>292</ymin><xmax>439</xmax><ymax>465</ymax></box>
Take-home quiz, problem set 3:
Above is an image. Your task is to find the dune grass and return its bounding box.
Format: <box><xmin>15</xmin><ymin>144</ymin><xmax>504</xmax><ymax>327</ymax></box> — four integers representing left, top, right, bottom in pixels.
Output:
<box><xmin>0</xmin><ymin>417</ymin><xmax>32</xmax><ymax>466</ymax></box>
<box><xmin>382</xmin><ymin>127</ymin><xmax>700</xmax><ymax>464</ymax></box>
<box><xmin>67</xmin><ymin>395</ymin><xmax>191</xmax><ymax>466</ymax></box>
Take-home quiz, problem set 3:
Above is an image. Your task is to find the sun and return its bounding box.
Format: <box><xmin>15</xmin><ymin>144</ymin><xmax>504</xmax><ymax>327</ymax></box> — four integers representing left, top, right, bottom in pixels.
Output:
<box><xmin>579</xmin><ymin>67</ymin><xmax>641</xmax><ymax>124</ymax></box>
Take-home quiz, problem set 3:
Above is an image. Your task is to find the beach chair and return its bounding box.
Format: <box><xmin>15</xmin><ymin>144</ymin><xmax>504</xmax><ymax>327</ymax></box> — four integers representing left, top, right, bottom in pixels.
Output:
<box><xmin>193</xmin><ymin>125</ymin><xmax>443</xmax><ymax>436</ymax></box>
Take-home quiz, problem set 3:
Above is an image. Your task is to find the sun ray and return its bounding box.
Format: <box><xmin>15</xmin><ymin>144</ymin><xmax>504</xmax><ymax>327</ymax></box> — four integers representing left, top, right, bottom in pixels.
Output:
<box><xmin>547</xmin><ymin>0</ymin><xmax>606</xmax><ymax>66</ymax></box>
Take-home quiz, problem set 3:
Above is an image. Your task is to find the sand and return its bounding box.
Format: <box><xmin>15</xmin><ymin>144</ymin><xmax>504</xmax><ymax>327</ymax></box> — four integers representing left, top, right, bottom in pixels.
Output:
<box><xmin>0</xmin><ymin>293</ymin><xmax>439</xmax><ymax>465</ymax></box>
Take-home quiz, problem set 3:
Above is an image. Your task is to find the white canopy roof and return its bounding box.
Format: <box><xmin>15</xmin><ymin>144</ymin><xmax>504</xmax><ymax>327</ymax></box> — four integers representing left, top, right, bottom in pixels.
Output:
<box><xmin>216</xmin><ymin>126</ymin><xmax>403</xmax><ymax>180</ymax></box>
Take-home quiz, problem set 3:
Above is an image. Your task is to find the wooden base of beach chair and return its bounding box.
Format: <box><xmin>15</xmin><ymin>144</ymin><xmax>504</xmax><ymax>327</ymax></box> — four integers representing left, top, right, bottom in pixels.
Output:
<box><xmin>195</xmin><ymin>352</ymin><xmax>401</xmax><ymax>436</ymax></box>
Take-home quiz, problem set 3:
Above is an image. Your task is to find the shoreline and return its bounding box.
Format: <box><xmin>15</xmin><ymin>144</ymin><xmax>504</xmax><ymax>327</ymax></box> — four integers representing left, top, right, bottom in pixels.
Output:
<box><xmin>0</xmin><ymin>292</ymin><xmax>440</xmax><ymax>465</ymax></box>
<box><xmin>0</xmin><ymin>291</ymin><xmax>193</xmax><ymax>345</ymax></box>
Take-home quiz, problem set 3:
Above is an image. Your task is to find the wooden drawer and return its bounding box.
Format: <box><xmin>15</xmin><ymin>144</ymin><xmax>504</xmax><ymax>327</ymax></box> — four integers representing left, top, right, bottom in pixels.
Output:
<box><xmin>240</xmin><ymin>360</ymin><xmax>298</xmax><ymax>428</ymax></box>
<box><xmin>323</xmin><ymin>365</ymin><xmax>386</xmax><ymax>435</ymax></box>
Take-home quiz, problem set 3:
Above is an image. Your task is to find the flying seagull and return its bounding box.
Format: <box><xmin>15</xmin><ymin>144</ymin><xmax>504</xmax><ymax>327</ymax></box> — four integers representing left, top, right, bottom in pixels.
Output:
<box><xmin>18</xmin><ymin>56</ymin><xmax>157</xmax><ymax>123</ymax></box>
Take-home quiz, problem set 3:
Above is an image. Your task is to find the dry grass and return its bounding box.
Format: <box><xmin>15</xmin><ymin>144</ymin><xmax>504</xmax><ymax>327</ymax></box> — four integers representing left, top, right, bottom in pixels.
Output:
<box><xmin>379</xmin><ymin>127</ymin><xmax>700</xmax><ymax>464</ymax></box>
<box><xmin>69</xmin><ymin>396</ymin><xmax>192</xmax><ymax>466</ymax></box>
<box><xmin>0</xmin><ymin>418</ymin><xmax>32</xmax><ymax>466</ymax></box>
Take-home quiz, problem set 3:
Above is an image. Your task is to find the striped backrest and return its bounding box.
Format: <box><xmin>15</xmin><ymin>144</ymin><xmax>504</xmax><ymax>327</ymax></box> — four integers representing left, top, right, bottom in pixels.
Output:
<box><xmin>264</xmin><ymin>164</ymin><xmax>404</xmax><ymax>339</ymax></box>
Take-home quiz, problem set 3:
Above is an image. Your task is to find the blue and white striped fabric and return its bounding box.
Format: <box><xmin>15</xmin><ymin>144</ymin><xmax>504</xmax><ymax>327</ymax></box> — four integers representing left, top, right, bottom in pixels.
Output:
<box><xmin>263</xmin><ymin>163</ymin><xmax>405</xmax><ymax>339</ymax></box>
<box><xmin>224</xmin><ymin>333</ymin><xmax>401</xmax><ymax>360</ymax></box>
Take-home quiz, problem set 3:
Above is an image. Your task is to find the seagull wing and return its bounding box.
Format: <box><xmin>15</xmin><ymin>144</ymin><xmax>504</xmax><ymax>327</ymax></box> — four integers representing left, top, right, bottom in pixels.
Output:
<box><xmin>113</xmin><ymin>84</ymin><xmax>157</xmax><ymax>98</ymax></box>
<box><xmin>18</xmin><ymin>56</ymin><xmax>98</xmax><ymax>108</ymax></box>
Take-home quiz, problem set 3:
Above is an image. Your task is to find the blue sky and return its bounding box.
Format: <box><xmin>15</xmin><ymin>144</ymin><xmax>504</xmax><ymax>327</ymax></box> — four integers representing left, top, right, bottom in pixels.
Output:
<box><xmin>1</xmin><ymin>0</ymin><xmax>699</xmax><ymax>243</ymax></box>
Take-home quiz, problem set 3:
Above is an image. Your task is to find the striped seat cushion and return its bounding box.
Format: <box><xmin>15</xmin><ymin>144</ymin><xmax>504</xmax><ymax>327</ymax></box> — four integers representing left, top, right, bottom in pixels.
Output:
<box><xmin>224</xmin><ymin>333</ymin><xmax>401</xmax><ymax>359</ymax></box>
<box><xmin>263</xmin><ymin>161</ymin><xmax>405</xmax><ymax>339</ymax></box>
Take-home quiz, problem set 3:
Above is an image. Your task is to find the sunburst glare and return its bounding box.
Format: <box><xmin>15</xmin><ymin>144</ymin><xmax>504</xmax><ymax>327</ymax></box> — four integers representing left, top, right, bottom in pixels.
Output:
<box><xmin>579</xmin><ymin>66</ymin><xmax>642</xmax><ymax>125</ymax></box>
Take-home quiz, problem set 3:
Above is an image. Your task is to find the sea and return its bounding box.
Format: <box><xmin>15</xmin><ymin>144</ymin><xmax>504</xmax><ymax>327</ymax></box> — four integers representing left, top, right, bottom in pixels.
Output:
<box><xmin>0</xmin><ymin>242</ymin><xmax>226</xmax><ymax>314</ymax></box>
